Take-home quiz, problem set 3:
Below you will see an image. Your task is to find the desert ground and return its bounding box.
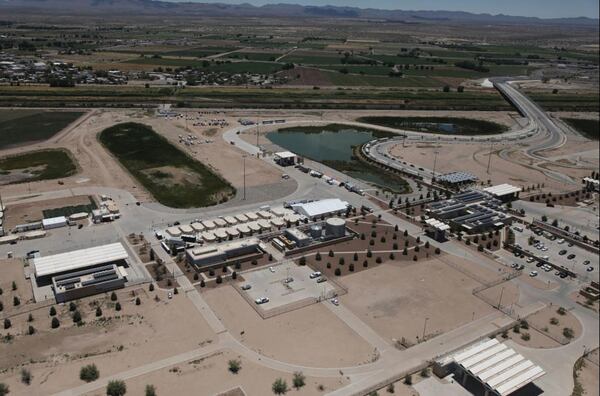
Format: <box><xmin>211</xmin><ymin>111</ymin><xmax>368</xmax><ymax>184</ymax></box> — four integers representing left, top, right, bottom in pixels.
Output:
<box><xmin>202</xmin><ymin>285</ymin><xmax>377</xmax><ymax>367</ymax></box>
<box><xmin>339</xmin><ymin>254</ymin><xmax>519</xmax><ymax>346</ymax></box>
<box><xmin>0</xmin><ymin>284</ymin><xmax>215</xmax><ymax>395</ymax></box>
<box><xmin>82</xmin><ymin>349</ymin><xmax>349</xmax><ymax>396</ymax></box>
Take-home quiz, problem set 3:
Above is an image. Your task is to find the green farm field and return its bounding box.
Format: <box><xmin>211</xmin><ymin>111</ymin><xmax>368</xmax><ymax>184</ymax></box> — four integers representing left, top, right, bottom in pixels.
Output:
<box><xmin>0</xmin><ymin>110</ymin><xmax>84</xmax><ymax>149</ymax></box>
<box><xmin>562</xmin><ymin>118</ymin><xmax>599</xmax><ymax>140</ymax></box>
<box><xmin>0</xmin><ymin>149</ymin><xmax>78</xmax><ymax>184</ymax></box>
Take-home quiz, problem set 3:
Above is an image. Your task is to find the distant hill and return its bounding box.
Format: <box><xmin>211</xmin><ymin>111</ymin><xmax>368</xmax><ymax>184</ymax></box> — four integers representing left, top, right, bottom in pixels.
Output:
<box><xmin>0</xmin><ymin>0</ymin><xmax>598</xmax><ymax>27</ymax></box>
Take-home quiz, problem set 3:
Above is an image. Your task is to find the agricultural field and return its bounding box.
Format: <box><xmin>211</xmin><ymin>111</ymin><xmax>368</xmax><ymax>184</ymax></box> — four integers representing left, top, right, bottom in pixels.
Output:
<box><xmin>98</xmin><ymin>122</ymin><xmax>235</xmax><ymax>208</ymax></box>
<box><xmin>356</xmin><ymin>116</ymin><xmax>509</xmax><ymax>135</ymax></box>
<box><xmin>0</xmin><ymin>110</ymin><xmax>84</xmax><ymax>149</ymax></box>
<box><xmin>562</xmin><ymin>118</ymin><xmax>599</xmax><ymax>140</ymax></box>
<box><xmin>0</xmin><ymin>149</ymin><xmax>77</xmax><ymax>185</ymax></box>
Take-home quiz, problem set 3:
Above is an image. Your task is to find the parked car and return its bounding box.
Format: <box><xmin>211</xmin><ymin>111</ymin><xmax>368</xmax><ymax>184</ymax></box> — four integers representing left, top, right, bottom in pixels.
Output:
<box><xmin>587</xmin><ymin>267</ymin><xmax>594</xmax><ymax>272</ymax></box>
<box><xmin>309</xmin><ymin>271</ymin><xmax>322</xmax><ymax>279</ymax></box>
<box><xmin>330</xmin><ymin>298</ymin><xmax>339</xmax><ymax>306</ymax></box>
<box><xmin>255</xmin><ymin>297</ymin><xmax>269</xmax><ymax>304</ymax></box>
<box><xmin>284</xmin><ymin>277</ymin><xmax>294</xmax><ymax>284</ymax></box>
<box><xmin>583</xmin><ymin>260</ymin><xmax>591</xmax><ymax>266</ymax></box>
<box><xmin>529</xmin><ymin>271</ymin><xmax>538</xmax><ymax>277</ymax></box>
<box><xmin>567</xmin><ymin>254</ymin><xmax>576</xmax><ymax>260</ymax></box>
<box><xmin>241</xmin><ymin>284</ymin><xmax>252</xmax><ymax>290</ymax></box>
<box><xmin>559</xmin><ymin>250</ymin><xmax>567</xmax><ymax>256</ymax></box>
<box><xmin>269</xmin><ymin>266</ymin><xmax>275</xmax><ymax>273</ymax></box>
<box><xmin>316</xmin><ymin>277</ymin><xmax>327</xmax><ymax>283</ymax></box>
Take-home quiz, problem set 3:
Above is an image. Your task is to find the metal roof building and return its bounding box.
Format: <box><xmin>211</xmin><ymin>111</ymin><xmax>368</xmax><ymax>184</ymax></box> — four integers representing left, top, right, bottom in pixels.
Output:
<box><xmin>484</xmin><ymin>184</ymin><xmax>522</xmax><ymax>197</ymax></box>
<box><xmin>437</xmin><ymin>171</ymin><xmax>478</xmax><ymax>184</ymax></box>
<box><xmin>442</xmin><ymin>338</ymin><xmax>545</xmax><ymax>396</ymax></box>
<box><xmin>32</xmin><ymin>242</ymin><xmax>129</xmax><ymax>279</ymax></box>
<box><xmin>291</xmin><ymin>199</ymin><xmax>349</xmax><ymax>218</ymax></box>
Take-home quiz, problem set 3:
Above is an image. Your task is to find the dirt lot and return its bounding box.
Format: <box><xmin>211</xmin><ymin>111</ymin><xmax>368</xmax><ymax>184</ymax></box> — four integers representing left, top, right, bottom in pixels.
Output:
<box><xmin>579</xmin><ymin>349</ymin><xmax>599</xmax><ymax>396</ymax></box>
<box><xmin>0</xmin><ymin>258</ymin><xmax>34</xmax><ymax>311</ymax></box>
<box><xmin>202</xmin><ymin>285</ymin><xmax>377</xmax><ymax>367</ymax></box>
<box><xmin>0</xmin><ymin>287</ymin><xmax>215</xmax><ymax>395</ymax></box>
<box><xmin>339</xmin><ymin>256</ymin><xmax>516</xmax><ymax>346</ymax></box>
<box><xmin>83</xmin><ymin>349</ymin><xmax>349</xmax><ymax>396</ymax></box>
<box><xmin>390</xmin><ymin>141</ymin><xmax>588</xmax><ymax>193</ymax></box>
<box><xmin>2</xmin><ymin>195</ymin><xmax>94</xmax><ymax>229</ymax></box>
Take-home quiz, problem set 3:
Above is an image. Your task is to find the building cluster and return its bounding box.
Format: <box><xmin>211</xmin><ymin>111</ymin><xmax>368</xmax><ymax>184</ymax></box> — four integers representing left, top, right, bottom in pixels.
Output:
<box><xmin>425</xmin><ymin>185</ymin><xmax>521</xmax><ymax>239</ymax></box>
<box><xmin>141</xmin><ymin>68</ymin><xmax>287</xmax><ymax>87</ymax></box>
<box><xmin>0</xmin><ymin>53</ymin><xmax>127</xmax><ymax>85</ymax></box>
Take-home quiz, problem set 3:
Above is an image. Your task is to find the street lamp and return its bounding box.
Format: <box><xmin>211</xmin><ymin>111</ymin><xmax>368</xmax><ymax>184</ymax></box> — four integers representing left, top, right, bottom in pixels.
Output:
<box><xmin>242</xmin><ymin>155</ymin><xmax>247</xmax><ymax>200</ymax></box>
<box><xmin>422</xmin><ymin>317</ymin><xmax>429</xmax><ymax>340</ymax></box>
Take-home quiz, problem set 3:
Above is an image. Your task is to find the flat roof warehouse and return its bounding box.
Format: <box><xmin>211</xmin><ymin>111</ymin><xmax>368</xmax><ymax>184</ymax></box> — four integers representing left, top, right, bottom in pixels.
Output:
<box><xmin>32</xmin><ymin>242</ymin><xmax>128</xmax><ymax>278</ymax></box>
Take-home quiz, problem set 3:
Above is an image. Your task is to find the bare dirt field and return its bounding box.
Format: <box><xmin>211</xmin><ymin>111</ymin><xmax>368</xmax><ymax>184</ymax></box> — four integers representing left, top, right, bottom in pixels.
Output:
<box><xmin>202</xmin><ymin>285</ymin><xmax>377</xmax><ymax>367</ymax></box>
<box><xmin>2</xmin><ymin>195</ymin><xmax>94</xmax><ymax>229</ymax></box>
<box><xmin>339</xmin><ymin>256</ymin><xmax>512</xmax><ymax>346</ymax></box>
<box><xmin>579</xmin><ymin>348</ymin><xmax>599</xmax><ymax>396</ymax></box>
<box><xmin>84</xmin><ymin>349</ymin><xmax>349</xmax><ymax>396</ymax></box>
<box><xmin>0</xmin><ymin>287</ymin><xmax>215</xmax><ymax>395</ymax></box>
<box><xmin>390</xmin><ymin>141</ymin><xmax>585</xmax><ymax>193</ymax></box>
<box><xmin>0</xmin><ymin>258</ymin><xmax>34</xmax><ymax>311</ymax></box>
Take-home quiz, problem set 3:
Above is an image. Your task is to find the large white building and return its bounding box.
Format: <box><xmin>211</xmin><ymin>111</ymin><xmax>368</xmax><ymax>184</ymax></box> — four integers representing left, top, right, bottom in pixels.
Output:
<box><xmin>291</xmin><ymin>198</ymin><xmax>349</xmax><ymax>219</ymax></box>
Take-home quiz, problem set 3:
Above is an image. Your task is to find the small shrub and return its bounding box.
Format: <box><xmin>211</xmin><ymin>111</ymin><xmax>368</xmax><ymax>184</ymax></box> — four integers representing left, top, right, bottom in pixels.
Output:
<box><xmin>80</xmin><ymin>364</ymin><xmax>100</xmax><ymax>382</ymax></box>
<box><xmin>115</xmin><ymin>302</ymin><xmax>122</xmax><ymax>311</ymax></box>
<box><xmin>135</xmin><ymin>297</ymin><xmax>141</xmax><ymax>305</ymax></box>
<box><xmin>521</xmin><ymin>332</ymin><xmax>531</xmax><ymax>341</ymax></box>
<box><xmin>21</xmin><ymin>368</ymin><xmax>31</xmax><ymax>385</ymax></box>
<box><xmin>404</xmin><ymin>374</ymin><xmax>412</xmax><ymax>385</ymax></box>
<box><xmin>228</xmin><ymin>359</ymin><xmax>241</xmax><ymax>374</ymax></box>
<box><xmin>3</xmin><ymin>319</ymin><xmax>11</xmax><ymax>330</ymax></box>
<box><xmin>292</xmin><ymin>371</ymin><xmax>306</xmax><ymax>390</ymax></box>
<box><xmin>106</xmin><ymin>379</ymin><xmax>127</xmax><ymax>396</ymax></box>
<box><xmin>334</xmin><ymin>268</ymin><xmax>341</xmax><ymax>276</ymax></box>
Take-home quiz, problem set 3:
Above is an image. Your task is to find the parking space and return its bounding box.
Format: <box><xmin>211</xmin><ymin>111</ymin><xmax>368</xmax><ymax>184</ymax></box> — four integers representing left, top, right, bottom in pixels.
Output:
<box><xmin>510</xmin><ymin>225</ymin><xmax>598</xmax><ymax>283</ymax></box>
<box><xmin>239</xmin><ymin>261</ymin><xmax>335</xmax><ymax>310</ymax></box>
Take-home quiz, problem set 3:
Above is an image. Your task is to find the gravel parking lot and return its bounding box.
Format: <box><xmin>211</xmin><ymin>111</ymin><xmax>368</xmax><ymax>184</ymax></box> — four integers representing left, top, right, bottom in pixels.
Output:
<box><xmin>240</xmin><ymin>261</ymin><xmax>335</xmax><ymax>310</ymax></box>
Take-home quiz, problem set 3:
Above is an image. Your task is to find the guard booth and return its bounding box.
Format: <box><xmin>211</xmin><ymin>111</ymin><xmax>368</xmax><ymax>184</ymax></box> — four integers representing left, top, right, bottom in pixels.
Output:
<box><xmin>274</xmin><ymin>151</ymin><xmax>297</xmax><ymax>167</ymax></box>
<box><xmin>424</xmin><ymin>218</ymin><xmax>450</xmax><ymax>242</ymax></box>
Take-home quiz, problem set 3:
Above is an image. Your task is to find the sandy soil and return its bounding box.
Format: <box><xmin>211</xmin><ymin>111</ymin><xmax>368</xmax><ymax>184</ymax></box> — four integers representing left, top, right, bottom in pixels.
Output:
<box><xmin>83</xmin><ymin>349</ymin><xmax>349</xmax><ymax>396</ymax></box>
<box><xmin>527</xmin><ymin>305</ymin><xmax>583</xmax><ymax>342</ymax></box>
<box><xmin>579</xmin><ymin>349</ymin><xmax>599</xmax><ymax>396</ymax></box>
<box><xmin>340</xmin><ymin>257</ymin><xmax>501</xmax><ymax>346</ymax></box>
<box><xmin>390</xmin><ymin>141</ymin><xmax>587</xmax><ymax>193</ymax></box>
<box><xmin>202</xmin><ymin>285</ymin><xmax>377</xmax><ymax>367</ymax></box>
<box><xmin>0</xmin><ymin>287</ymin><xmax>215</xmax><ymax>395</ymax></box>
<box><xmin>2</xmin><ymin>195</ymin><xmax>94</xmax><ymax>229</ymax></box>
<box><xmin>0</xmin><ymin>258</ymin><xmax>34</xmax><ymax>311</ymax></box>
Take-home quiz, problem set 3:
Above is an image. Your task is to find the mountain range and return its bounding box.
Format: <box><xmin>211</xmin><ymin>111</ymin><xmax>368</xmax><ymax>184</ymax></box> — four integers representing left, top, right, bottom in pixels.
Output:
<box><xmin>0</xmin><ymin>0</ymin><xmax>598</xmax><ymax>26</ymax></box>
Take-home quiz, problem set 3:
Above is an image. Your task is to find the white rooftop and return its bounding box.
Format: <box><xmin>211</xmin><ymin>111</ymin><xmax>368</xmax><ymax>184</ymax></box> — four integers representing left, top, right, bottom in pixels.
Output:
<box><xmin>425</xmin><ymin>218</ymin><xmax>451</xmax><ymax>231</ymax></box>
<box><xmin>291</xmin><ymin>198</ymin><xmax>349</xmax><ymax>218</ymax></box>
<box><xmin>483</xmin><ymin>184</ymin><xmax>522</xmax><ymax>197</ymax></box>
<box><xmin>275</xmin><ymin>151</ymin><xmax>296</xmax><ymax>159</ymax></box>
<box><xmin>32</xmin><ymin>242</ymin><xmax>129</xmax><ymax>278</ymax></box>
<box><xmin>450</xmin><ymin>338</ymin><xmax>545</xmax><ymax>396</ymax></box>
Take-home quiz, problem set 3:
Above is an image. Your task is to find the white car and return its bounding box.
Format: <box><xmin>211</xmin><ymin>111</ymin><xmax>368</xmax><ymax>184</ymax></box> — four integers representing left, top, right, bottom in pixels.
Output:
<box><xmin>309</xmin><ymin>271</ymin><xmax>322</xmax><ymax>279</ymax></box>
<box><xmin>269</xmin><ymin>267</ymin><xmax>275</xmax><ymax>273</ymax></box>
<box><xmin>331</xmin><ymin>298</ymin><xmax>339</xmax><ymax>306</ymax></box>
<box><xmin>255</xmin><ymin>297</ymin><xmax>269</xmax><ymax>304</ymax></box>
<box><xmin>529</xmin><ymin>271</ymin><xmax>538</xmax><ymax>277</ymax></box>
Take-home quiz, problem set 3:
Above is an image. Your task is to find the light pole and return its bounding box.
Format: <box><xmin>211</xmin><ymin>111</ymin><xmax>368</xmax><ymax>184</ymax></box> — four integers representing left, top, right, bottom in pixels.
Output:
<box><xmin>486</xmin><ymin>140</ymin><xmax>494</xmax><ymax>174</ymax></box>
<box><xmin>497</xmin><ymin>286</ymin><xmax>505</xmax><ymax>310</ymax></box>
<box><xmin>422</xmin><ymin>317</ymin><xmax>429</xmax><ymax>340</ymax></box>
<box><xmin>432</xmin><ymin>150</ymin><xmax>439</xmax><ymax>181</ymax></box>
<box><xmin>242</xmin><ymin>155</ymin><xmax>247</xmax><ymax>200</ymax></box>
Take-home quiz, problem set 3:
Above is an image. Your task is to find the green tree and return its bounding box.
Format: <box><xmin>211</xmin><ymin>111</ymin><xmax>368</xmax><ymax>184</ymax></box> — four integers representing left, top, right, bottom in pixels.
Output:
<box><xmin>115</xmin><ymin>302</ymin><xmax>122</xmax><ymax>311</ymax></box>
<box><xmin>145</xmin><ymin>384</ymin><xmax>156</xmax><ymax>396</ymax></box>
<box><xmin>80</xmin><ymin>364</ymin><xmax>99</xmax><ymax>382</ymax></box>
<box><xmin>106</xmin><ymin>380</ymin><xmax>127</xmax><ymax>396</ymax></box>
<box><xmin>51</xmin><ymin>317</ymin><xmax>60</xmax><ymax>329</ymax></box>
<box><xmin>0</xmin><ymin>383</ymin><xmax>9</xmax><ymax>396</ymax></box>
<box><xmin>272</xmin><ymin>378</ymin><xmax>289</xmax><ymax>395</ymax></box>
<box><xmin>228</xmin><ymin>359</ymin><xmax>241</xmax><ymax>374</ymax></box>
<box><xmin>96</xmin><ymin>307</ymin><xmax>103</xmax><ymax>317</ymax></box>
<box><xmin>3</xmin><ymin>318</ymin><xmax>11</xmax><ymax>330</ymax></box>
<box><xmin>292</xmin><ymin>371</ymin><xmax>306</xmax><ymax>389</ymax></box>
<box><xmin>20</xmin><ymin>369</ymin><xmax>31</xmax><ymax>385</ymax></box>
<box><xmin>111</xmin><ymin>292</ymin><xmax>118</xmax><ymax>301</ymax></box>
<box><xmin>72</xmin><ymin>310</ymin><xmax>82</xmax><ymax>324</ymax></box>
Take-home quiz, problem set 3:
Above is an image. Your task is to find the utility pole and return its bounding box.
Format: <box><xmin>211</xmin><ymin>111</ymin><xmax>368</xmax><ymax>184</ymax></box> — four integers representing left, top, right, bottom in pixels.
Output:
<box><xmin>497</xmin><ymin>286</ymin><xmax>505</xmax><ymax>310</ymax></box>
<box><xmin>486</xmin><ymin>140</ymin><xmax>494</xmax><ymax>174</ymax></box>
<box><xmin>242</xmin><ymin>155</ymin><xmax>247</xmax><ymax>200</ymax></box>
<box><xmin>422</xmin><ymin>317</ymin><xmax>429</xmax><ymax>340</ymax></box>
<box><xmin>432</xmin><ymin>150</ymin><xmax>439</xmax><ymax>181</ymax></box>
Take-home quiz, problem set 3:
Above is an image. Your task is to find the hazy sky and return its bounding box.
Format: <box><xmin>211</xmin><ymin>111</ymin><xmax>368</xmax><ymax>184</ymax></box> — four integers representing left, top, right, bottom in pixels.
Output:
<box><xmin>176</xmin><ymin>0</ymin><xmax>599</xmax><ymax>19</ymax></box>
